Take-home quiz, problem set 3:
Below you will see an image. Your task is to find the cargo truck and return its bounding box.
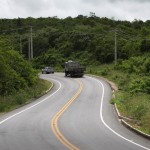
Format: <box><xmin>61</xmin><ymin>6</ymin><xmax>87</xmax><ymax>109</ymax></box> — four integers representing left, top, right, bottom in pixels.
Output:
<box><xmin>65</xmin><ymin>60</ymin><xmax>85</xmax><ymax>77</ymax></box>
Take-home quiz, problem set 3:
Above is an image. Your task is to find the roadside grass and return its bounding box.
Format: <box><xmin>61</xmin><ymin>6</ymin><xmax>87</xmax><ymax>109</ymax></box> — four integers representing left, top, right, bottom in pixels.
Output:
<box><xmin>114</xmin><ymin>92</ymin><xmax>150</xmax><ymax>134</ymax></box>
<box><xmin>0</xmin><ymin>78</ymin><xmax>52</xmax><ymax>113</ymax></box>
<box><xmin>87</xmin><ymin>64</ymin><xmax>150</xmax><ymax>135</ymax></box>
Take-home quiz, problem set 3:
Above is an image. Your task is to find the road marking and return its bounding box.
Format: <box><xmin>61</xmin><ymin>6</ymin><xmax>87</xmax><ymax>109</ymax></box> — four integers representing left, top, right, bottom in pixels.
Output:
<box><xmin>51</xmin><ymin>79</ymin><xmax>83</xmax><ymax>150</ymax></box>
<box><xmin>91</xmin><ymin>77</ymin><xmax>150</xmax><ymax>150</ymax></box>
<box><xmin>0</xmin><ymin>77</ymin><xmax>61</xmax><ymax>125</ymax></box>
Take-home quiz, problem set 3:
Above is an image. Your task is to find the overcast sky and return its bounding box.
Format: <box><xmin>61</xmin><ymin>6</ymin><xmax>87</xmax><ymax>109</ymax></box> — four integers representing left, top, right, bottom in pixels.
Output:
<box><xmin>0</xmin><ymin>0</ymin><xmax>150</xmax><ymax>21</ymax></box>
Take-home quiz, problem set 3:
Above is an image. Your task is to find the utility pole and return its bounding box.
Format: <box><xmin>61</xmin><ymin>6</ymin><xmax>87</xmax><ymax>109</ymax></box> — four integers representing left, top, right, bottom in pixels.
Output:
<box><xmin>28</xmin><ymin>36</ymin><xmax>31</xmax><ymax>61</ymax></box>
<box><xmin>20</xmin><ymin>35</ymin><xmax>22</xmax><ymax>53</ymax></box>
<box><xmin>115</xmin><ymin>30</ymin><xmax>117</xmax><ymax>65</ymax></box>
<box><xmin>30</xmin><ymin>26</ymin><xmax>33</xmax><ymax>59</ymax></box>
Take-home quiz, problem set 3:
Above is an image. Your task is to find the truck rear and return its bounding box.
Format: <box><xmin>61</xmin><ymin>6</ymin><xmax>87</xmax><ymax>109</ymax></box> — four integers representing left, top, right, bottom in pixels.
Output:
<box><xmin>65</xmin><ymin>60</ymin><xmax>85</xmax><ymax>77</ymax></box>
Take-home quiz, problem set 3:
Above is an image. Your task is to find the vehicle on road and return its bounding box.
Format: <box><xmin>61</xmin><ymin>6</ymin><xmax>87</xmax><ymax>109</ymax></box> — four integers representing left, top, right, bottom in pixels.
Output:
<box><xmin>65</xmin><ymin>60</ymin><xmax>85</xmax><ymax>77</ymax></box>
<box><xmin>42</xmin><ymin>67</ymin><xmax>54</xmax><ymax>74</ymax></box>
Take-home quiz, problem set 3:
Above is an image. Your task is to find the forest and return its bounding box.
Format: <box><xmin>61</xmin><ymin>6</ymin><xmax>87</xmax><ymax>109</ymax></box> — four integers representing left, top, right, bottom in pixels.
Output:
<box><xmin>0</xmin><ymin>15</ymin><xmax>150</xmax><ymax>67</ymax></box>
<box><xmin>0</xmin><ymin>15</ymin><xmax>149</xmax><ymax>134</ymax></box>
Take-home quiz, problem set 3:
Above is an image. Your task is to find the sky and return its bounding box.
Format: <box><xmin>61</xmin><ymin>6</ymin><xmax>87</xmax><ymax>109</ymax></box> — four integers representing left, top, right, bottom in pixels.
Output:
<box><xmin>0</xmin><ymin>0</ymin><xmax>150</xmax><ymax>21</ymax></box>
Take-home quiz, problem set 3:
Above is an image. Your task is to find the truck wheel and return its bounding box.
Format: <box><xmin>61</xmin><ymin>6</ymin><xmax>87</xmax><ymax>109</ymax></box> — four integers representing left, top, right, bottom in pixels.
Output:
<box><xmin>65</xmin><ymin>72</ymin><xmax>67</xmax><ymax>77</ymax></box>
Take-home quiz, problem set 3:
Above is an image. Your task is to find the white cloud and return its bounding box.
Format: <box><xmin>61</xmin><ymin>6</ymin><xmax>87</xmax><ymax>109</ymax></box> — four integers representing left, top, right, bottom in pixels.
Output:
<box><xmin>0</xmin><ymin>0</ymin><xmax>150</xmax><ymax>21</ymax></box>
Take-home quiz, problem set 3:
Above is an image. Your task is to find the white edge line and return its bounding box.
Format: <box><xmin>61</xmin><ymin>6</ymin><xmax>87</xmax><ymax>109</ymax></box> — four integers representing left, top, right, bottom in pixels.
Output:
<box><xmin>90</xmin><ymin>77</ymin><xmax>150</xmax><ymax>150</ymax></box>
<box><xmin>0</xmin><ymin>78</ymin><xmax>61</xmax><ymax>125</ymax></box>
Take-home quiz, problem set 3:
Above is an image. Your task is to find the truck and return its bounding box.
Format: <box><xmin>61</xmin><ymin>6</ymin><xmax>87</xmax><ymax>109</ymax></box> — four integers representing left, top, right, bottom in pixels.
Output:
<box><xmin>65</xmin><ymin>60</ymin><xmax>85</xmax><ymax>77</ymax></box>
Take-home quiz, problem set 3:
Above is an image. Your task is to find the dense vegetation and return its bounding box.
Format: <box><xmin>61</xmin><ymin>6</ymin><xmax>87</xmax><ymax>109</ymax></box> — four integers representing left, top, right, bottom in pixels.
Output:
<box><xmin>1</xmin><ymin>16</ymin><xmax>150</xmax><ymax>67</ymax></box>
<box><xmin>0</xmin><ymin>36</ymin><xmax>51</xmax><ymax>112</ymax></box>
<box><xmin>0</xmin><ymin>37</ymin><xmax>37</xmax><ymax>95</ymax></box>
<box><xmin>0</xmin><ymin>15</ymin><xmax>149</xmax><ymax>133</ymax></box>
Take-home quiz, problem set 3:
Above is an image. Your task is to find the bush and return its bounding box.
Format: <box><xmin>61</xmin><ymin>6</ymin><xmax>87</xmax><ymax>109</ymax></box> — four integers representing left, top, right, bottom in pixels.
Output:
<box><xmin>0</xmin><ymin>49</ymin><xmax>37</xmax><ymax>95</ymax></box>
<box><xmin>116</xmin><ymin>55</ymin><xmax>150</xmax><ymax>75</ymax></box>
<box><xmin>129</xmin><ymin>77</ymin><xmax>150</xmax><ymax>94</ymax></box>
<box><xmin>133</xmin><ymin>104</ymin><xmax>147</xmax><ymax>120</ymax></box>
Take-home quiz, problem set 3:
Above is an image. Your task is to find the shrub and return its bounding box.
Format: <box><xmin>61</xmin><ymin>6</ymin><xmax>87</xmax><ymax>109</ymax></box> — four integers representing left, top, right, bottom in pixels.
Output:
<box><xmin>129</xmin><ymin>77</ymin><xmax>150</xmax><ymax>94</ymax></box>
<box><xmin>0</xmin><ymin>49</ymin><xmax>37</xmax><ymax>95</ymax></box>
<box><xmin>133</xmin><ymin>104</ymin><xmax>147</xmax><ymax>120</ymax></box>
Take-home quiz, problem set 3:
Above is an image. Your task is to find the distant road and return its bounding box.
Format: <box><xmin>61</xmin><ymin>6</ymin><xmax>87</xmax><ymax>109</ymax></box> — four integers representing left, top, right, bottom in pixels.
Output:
<box><xmin>0</xmin><ymin>73</ymin><xmax>149</xmax><ymax>150</ymax></box>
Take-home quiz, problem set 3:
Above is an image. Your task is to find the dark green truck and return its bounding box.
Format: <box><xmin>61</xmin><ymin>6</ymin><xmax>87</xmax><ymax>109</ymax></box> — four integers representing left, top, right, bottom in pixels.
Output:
<box><xmin>65</xmin><ymin>60</ymin><xmax>85</xmax><ymax>77</ymax></box>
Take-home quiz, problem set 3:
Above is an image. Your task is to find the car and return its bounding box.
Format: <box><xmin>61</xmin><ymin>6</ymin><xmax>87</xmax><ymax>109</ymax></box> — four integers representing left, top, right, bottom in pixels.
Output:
<box><xmin>42</xmin><ymin>67</ymin><xmax>54</xmax><ymax>74</ymax></box>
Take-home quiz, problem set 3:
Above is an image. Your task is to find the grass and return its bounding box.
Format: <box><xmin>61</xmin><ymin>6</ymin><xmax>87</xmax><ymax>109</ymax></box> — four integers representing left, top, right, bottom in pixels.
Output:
<box><xmin>86</xmin><ymin>64</ymin><xmax>150</xmax><ymax>135</ymax></box>
<box><xmin>114</xmin><ymin>93</ymin><xmax>150</xmax><ymax>134</ymax></box>
<box><xmin>0</xmin><ymin>78</ymin><xmax>52</xmax><ymax>113</ymax></box>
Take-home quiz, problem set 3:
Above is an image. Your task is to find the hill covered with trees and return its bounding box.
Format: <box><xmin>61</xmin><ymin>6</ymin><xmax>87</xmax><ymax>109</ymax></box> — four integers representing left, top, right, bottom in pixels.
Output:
<box><xmin>0</xmin><ymin>15</ymin><xmax>150</xmax><ymax>67</ymax></box>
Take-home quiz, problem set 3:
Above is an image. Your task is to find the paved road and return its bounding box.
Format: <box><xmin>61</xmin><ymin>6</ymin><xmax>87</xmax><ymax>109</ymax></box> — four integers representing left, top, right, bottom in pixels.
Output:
<box><xmin>0</xmin><ymin>73</ymin><xmax>149</xmax><ymax>150</ymax></box>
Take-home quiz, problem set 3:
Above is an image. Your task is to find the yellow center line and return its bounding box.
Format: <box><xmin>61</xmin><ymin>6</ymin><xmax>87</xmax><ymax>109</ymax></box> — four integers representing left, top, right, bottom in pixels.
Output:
<box><xmin>51</xmin><ymin>79</ymin><xmax>83</xmax><ymax>150</ymax></box>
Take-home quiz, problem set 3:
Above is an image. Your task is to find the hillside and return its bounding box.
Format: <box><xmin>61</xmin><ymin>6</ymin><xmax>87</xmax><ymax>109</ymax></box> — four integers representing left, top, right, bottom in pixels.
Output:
<box><xmin>0</xmin><ymin>16</ymin><xmax>150</xmax><ymax>67</ymax></box>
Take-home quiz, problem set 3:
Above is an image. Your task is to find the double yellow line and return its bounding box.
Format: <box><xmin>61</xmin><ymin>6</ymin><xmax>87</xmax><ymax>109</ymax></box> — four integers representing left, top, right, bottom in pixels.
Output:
<box><xmin>51</xmin><ymin>79</ymin><xmax>83</xmax><ymax>150</ymax></box>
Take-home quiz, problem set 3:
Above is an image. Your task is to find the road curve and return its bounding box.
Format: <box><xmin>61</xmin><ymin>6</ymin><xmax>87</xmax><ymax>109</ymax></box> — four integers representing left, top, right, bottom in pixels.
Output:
<box><xmin>0</xmin><ymin>73</ymin><xmax>149</xmax><ymax>150</ymax></box>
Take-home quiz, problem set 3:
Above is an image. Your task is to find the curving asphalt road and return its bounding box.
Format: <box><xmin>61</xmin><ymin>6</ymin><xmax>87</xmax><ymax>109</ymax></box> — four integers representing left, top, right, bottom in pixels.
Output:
<box><xmin>0</xmin><ymin>73</ymin><xmax>149</xmax><ymax>150</ymax></box>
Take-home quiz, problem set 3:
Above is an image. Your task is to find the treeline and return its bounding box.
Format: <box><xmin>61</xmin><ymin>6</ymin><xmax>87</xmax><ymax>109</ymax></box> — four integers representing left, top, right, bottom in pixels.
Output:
<box><xmin>0</xmin><ymin>16</ymin><xmax>150</xmax><ymax>68</ymax></box>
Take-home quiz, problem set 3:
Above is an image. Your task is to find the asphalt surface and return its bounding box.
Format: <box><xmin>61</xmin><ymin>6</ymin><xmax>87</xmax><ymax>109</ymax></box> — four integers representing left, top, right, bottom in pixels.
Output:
<box><xmin>0</xmin><ymin>73</ymin><xmax>149</xmax><ymax>150</ymax></box>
